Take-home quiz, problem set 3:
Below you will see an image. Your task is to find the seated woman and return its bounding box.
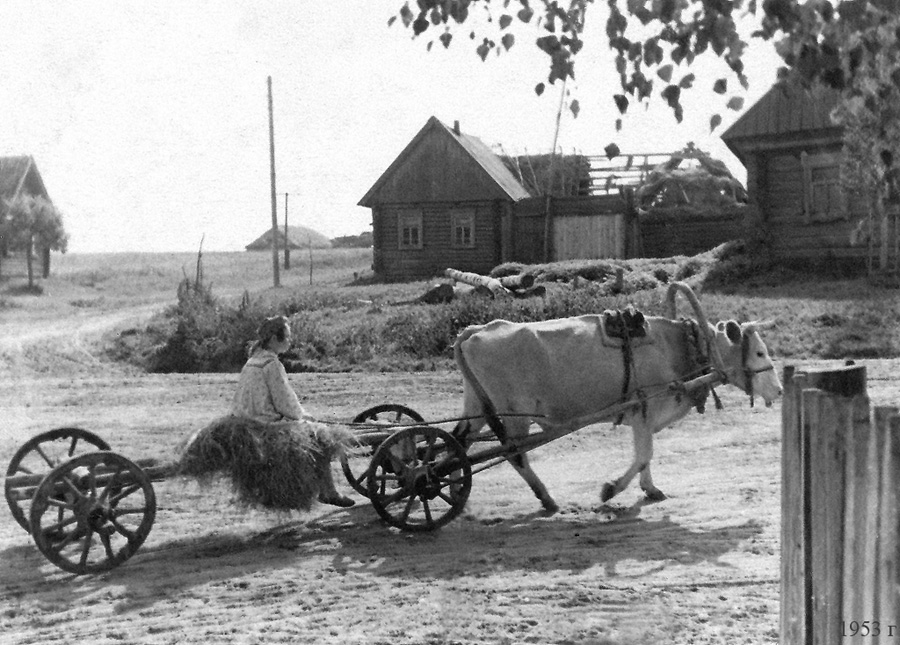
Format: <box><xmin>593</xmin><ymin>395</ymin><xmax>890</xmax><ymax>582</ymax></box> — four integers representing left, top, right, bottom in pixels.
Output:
<box><xmin>230</xmin><ymin>315</ymin><xmax>356</xmax><ymax>508</ymax></box>
<box><xmin>179</xmin><ymin>315</ymin><xmax>356</xmax><ymax>510</ymax></box>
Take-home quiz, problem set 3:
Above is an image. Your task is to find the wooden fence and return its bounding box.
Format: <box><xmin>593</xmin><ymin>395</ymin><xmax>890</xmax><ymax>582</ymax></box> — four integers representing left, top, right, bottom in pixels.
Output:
<box><xmin>781</xmin><ymin>364</ymin><xmax>900</xmax><ymax>645</ymax></box>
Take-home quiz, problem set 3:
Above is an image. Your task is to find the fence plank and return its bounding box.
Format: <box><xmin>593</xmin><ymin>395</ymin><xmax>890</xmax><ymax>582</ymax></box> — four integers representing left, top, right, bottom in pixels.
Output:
<box><xmin>807</xmin><ymin>390</ymin><xmax>846</xmax><ymax>645</ymax></box>
<box><xmin>859</xmin><ymin>408</ymin><xmax>890</xmax><ymax>637</ymax></box>
<box><xmin>842</xmin><ymin>395</ymin><xmax>872</xmax><ymax>645</ymax></box>
<box><xmin>877</xmin><ymin>414</ymin><xmax>900</xmax><ymax>643</ymax></box>
<box><xmin>781</xmin><ymin>367</ymin><xmax>807</xmax><ymax>645</ymax></box>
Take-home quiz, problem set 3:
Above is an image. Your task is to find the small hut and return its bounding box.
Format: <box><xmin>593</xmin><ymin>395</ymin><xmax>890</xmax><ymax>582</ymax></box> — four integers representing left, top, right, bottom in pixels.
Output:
<box><xmin>245</xmin><ymin>225</ymin><xmax>332</xmax><ymax>251</ymax></box>
<box><xmin>0</xmin><ymin>156</ymin><xmax>55</xmax><ymax>277</ymax></box>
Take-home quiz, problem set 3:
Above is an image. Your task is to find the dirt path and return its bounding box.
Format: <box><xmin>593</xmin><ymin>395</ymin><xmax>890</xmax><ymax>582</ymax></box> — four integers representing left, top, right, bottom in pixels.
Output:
<box><xmin>2</xmin><ymin>307</ymin><xmax>895</xmax><ymax>645</ymax></box>
<box><xmin>1</xmin><ymin>366</ymin><xmax>789</xmax><ymax>645</ymax></box>
<box><xmin>0</xmin><ymin>302</ymin><xmax>163</xmax><ymax>376</ymax></box>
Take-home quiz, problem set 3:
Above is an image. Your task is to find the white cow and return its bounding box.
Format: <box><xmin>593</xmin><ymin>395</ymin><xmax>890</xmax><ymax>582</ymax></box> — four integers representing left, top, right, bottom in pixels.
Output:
<box><xmin>452</xmin><ymin>310</ymin><xmax>782</xmax><ymax>512</ymax></box>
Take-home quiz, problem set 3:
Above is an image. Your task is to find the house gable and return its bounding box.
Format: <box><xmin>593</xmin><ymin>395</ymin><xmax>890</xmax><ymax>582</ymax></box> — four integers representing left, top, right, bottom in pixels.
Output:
<box><xmin>358</xmin><ymin>117</ymin><xmax>529</xmax><ymax>206</ymax></box>
<box><xmin>722</xmin><ymin>82</ymin><xmax>842</xmax><ymax>160</ymax></box>
<box><xmin>0</xmin><ymin>156</ymin><xmax>50</xmax><ymax>213</ymax></box>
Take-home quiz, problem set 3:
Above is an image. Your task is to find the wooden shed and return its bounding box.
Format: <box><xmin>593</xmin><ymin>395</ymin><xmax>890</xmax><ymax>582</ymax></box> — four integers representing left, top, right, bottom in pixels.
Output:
<box><xmin>0</xmin><ymin>156</ymin><xmax>55</xmax><ymax>277</ymax></box>
<box><xmin>721</xmin><ymin>82</ymin><xmax>867</xmax><ymax>263</ymax></box>
<box><xmin>358</xmin><ymin>116</ymin><xmax>530</xmax><ymax>280</ymax></box>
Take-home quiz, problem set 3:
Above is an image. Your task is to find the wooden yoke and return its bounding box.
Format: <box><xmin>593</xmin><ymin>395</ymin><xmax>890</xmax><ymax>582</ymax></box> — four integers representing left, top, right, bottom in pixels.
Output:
<box><xmin>665</xmin><ymin>281</ymin><xmax>727</xmax><ymax>377</ymax></box>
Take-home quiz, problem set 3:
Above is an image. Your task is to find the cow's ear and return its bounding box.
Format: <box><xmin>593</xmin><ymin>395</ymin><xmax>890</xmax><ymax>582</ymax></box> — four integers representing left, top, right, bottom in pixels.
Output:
<box><xmin>724</xmin><ymin>320</ymin><xmax>742</xmax><ymax>345</ymax></box>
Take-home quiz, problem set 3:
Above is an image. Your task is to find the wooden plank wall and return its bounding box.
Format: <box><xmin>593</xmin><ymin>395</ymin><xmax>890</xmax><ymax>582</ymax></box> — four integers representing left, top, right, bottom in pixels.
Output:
<box><xmin>781</xmin><ymin>364</ymin><xmax>900</xmax><ymax>645</ymax></box>
<box><xmin>761</xmin><ymin>150</ymin><xmax>869</xmax><ymax>261</ymax></box>
<box><xmin>553</xmin><ymin>214</ymin><xmax>624</xmax><ymax>260</ymax></box>
<box><xmin>512</xmin><ymin>194</ymin><xmax>628</xmax><ymax>263</ymax></box>
<box><xmin>376</xmin><ymin>202</ymin><xmax>499</xmax><ymax>279</ymax></box>
<box><xmin>639</xmin><ymin>210</ymin><xmax>745</xmax><ymax>258</ymax></box>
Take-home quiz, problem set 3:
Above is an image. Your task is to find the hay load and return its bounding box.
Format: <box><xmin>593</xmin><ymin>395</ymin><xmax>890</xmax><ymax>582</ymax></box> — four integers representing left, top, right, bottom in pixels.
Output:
<box><xmin>177</xmin><ymin>415</ymin><xmax>357</xmax><ymax>511</ymax></box>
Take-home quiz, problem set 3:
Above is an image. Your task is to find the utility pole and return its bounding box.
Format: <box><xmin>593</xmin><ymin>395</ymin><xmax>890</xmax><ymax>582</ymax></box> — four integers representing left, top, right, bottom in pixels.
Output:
<box><xmin>267</xmin><ymin>76</ymin><xmax>281</xmax><ymax>288</ymax></box>
<box><xmin>284</xmin><ymin>192</ymin><xmax>291</xmax><ymax>269</ymax></box>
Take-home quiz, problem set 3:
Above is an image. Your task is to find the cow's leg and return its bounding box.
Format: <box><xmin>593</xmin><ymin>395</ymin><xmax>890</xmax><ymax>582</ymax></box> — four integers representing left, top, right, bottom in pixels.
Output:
<box><xmin>601</xmin><ymin>423</ymin><xmax>665</xmax><ymax>502</ymax></box>
<box><xmin>505</xmin><ymin>419</ymin><xmax>558</xmax><ymax>513</ymax></box>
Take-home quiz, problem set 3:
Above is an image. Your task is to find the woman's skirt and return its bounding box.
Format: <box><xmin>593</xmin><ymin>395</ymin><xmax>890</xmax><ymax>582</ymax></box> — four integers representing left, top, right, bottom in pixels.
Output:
<box><xmin>177</xmin><ymin>415</ymin><xmax>358</xmax><ymax>511</ymax></box>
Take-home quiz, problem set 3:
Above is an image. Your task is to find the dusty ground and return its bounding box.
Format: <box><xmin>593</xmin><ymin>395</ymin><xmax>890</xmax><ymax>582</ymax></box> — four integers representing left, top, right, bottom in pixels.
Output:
<box><xmin>1</xmin><ymin>311</ymin><xmax>896</xmax><ymax>645</ymax></box>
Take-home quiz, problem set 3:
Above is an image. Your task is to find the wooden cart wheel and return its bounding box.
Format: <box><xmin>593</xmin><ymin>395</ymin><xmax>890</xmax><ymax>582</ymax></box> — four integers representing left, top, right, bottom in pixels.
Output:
<box><xmin>367</xmin><ymin>425</ymin><xmax>471</xmax><ymax>532</ymax></box>
<box><xmin>341</xmin><ymin>404</ymin><xmax>424</xmax><ymax>498</ymax></box>
<box><xmin>5</xmin><ymin>428</ymin><xmax>111</xmax><ymax>533</ymax></box>
<box><xmin>28</xmin><ymin>451</ymin><xmax>157</xmax><ymax>575</ymax></box>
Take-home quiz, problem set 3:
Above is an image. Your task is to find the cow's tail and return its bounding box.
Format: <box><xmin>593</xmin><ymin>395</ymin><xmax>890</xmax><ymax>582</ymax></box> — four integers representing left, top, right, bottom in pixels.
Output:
<box><xmin>452</xmin><ymin>326</ymin><xmax>507</xmax><ymax>445</ymax></box>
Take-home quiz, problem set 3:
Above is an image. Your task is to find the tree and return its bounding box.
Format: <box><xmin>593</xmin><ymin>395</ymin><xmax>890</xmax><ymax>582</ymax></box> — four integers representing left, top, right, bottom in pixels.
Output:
<box><xmin>392</xmin><ymin>0</ymin><xmax>900</xmax><ymax>269</ymax></box>
<box><xmin>389</xmin><ymin>1</ymin><xmax>893</xmax><ymax>127</ymax></box>
<box><xmin>2</xmin><ymin>195</ymin><xmax>69</xmax><ymax>288</ymax></box>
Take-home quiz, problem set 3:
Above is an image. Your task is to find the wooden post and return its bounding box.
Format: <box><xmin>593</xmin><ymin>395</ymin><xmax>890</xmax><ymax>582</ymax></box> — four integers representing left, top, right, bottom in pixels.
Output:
<box><xmin>284</xmin><ymin>192</ymin><xmax>290</xmax><ymax>270</ymax></box>
<box><xmin>267</xmin><ymin>76</ymin><xmax>281</xmax><ymax>289</ymax></box>
<box><xmin>781</xmin><ymin>364</ymin><xmax>867</xmax><ymax>645</ymax></box>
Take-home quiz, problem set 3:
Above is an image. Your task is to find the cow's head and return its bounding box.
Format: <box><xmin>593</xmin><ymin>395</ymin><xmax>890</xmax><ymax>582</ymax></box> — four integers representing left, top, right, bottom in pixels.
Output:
<box><xmin>713</xmin><ymin>320</ymin><xmax>783</xmax><ymax>407</ymax></box>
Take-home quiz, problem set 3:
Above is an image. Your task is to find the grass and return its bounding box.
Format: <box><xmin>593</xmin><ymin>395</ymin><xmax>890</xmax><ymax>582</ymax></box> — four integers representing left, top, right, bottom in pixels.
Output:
<box><xmin>2</xmin><ymin>243</ymin><xmax>898</xmax><ymax>373</ymax></box>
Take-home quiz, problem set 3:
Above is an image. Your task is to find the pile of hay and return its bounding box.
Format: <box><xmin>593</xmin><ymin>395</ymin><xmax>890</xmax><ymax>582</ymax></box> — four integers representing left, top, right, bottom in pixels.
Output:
<box><xmin>177</xmin><ymin>415</ymin><xmax>357</xmax><ymax>511</ymax></box>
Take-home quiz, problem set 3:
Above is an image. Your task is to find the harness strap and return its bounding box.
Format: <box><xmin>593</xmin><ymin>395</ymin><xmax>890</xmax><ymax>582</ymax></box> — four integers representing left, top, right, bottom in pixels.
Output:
<box><xmin>614</xmin><ymin>323</ymin><xmax>631</xmax><ymax>425</ymax></box>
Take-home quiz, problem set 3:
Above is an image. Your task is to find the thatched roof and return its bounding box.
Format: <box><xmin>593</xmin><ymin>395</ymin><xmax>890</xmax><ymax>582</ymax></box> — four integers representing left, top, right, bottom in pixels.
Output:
<box><xmin>245</xmin><ymin>225</ymin><xmax>332</xmax><ymax>251</ymax></box>
<box><xmin>0</xmin><ymin>156</ymin><xmax>50</xmax><ymax>214</ymax></box>
<box><xmin>636</xmin><ymin>144</ymin><xmax>747</xmax><ymax>209</ymax></box>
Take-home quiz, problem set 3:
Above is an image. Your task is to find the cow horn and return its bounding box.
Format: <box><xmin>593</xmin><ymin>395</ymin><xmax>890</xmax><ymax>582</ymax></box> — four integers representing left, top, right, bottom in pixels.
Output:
<box><xmin>743</xmin><ymin>319</ymin><xmax>777</xmax><ymax>331</ymax></box>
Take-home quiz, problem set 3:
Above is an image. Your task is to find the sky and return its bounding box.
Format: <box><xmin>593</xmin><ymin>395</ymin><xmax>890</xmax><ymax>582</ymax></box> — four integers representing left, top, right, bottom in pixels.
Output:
<box><xmin>0</xmin><ymin>1</ymin><xmax>784</xmax><ymax>253</ymax></box>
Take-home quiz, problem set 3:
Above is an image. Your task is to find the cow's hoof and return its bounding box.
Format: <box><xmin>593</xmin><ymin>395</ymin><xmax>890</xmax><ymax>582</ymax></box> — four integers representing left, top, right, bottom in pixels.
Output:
<box><xmin>643</xmin><ymin>488</ymin><xmax>666</xmax><ymax>502</ymax></box>
<box><xmin>541</xmin><ymin>500</ymin><xmax>560</xmax><ymax>515</ymax></box>
<box><xmin>600</xmin><ymin>482</ymin><xmax>618</xmax><ymax>502</ymax></box>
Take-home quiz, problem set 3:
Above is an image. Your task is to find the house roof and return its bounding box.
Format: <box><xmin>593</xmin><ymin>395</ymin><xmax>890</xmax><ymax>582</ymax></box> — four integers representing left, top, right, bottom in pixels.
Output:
<box><xmin>0</xmin><ymin>156</ymin><xmax>50</xmax><ymax>205</ymax></box>
<box><xmin>358</xmin><ymin>116</ymin><xmax>530</xmax><ymax>207</ymax></box>
<box><xmin>245</xmin><ymin>225</ymin><xmax>332</xmax><ymax>250</ymax></box>
<box><xmin>721</xmin><ymin>82</ymin><xmax>842</xmax><ymax>157</ymax></box>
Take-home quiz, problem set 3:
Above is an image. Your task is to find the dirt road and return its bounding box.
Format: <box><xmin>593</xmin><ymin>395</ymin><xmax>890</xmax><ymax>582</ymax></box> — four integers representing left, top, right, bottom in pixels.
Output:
<box><xmin>4</xmin><ymin>310</ymin><xmax>895</xmax><ymax>644</ymax></box>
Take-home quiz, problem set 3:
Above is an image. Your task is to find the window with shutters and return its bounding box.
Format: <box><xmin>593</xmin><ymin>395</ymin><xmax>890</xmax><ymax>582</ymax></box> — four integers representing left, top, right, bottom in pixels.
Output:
<box><xmin>801</xmin><ymin>151</ymin><xmax>847</xmax><ymax>222</ymax></box>
<box><xmin>450</xmin><ymin>210</ymin><xmax>475</xmax><ymax>248</ymax></box>
<box><xmin>397</xmin><ymin>211</ymin><xmax>423</xmax><ymax>249</ymax></box>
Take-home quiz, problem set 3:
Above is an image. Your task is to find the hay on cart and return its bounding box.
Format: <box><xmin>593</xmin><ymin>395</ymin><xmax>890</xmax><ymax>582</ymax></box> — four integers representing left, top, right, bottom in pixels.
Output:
<box><xmin>177</xmin><ymin>415</ymin><xmax>357</xmax><ymax>511</ymax></box>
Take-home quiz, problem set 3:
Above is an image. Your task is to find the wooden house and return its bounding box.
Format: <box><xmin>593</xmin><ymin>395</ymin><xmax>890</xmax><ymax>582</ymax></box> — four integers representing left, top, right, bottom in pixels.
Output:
<box><xmin>721</xmin><ymin>82</ymin><xmax>868</xmax><ymax>263</ymax></box>
<box><xmin>359</xmin><ymin>116</ymin><xmax>530</xmax><ymax>280</ymax></box>
<box><xmin>0</xmin><ymin>156</ymin><xmax>55</xmax><ymax>278</ymax></box>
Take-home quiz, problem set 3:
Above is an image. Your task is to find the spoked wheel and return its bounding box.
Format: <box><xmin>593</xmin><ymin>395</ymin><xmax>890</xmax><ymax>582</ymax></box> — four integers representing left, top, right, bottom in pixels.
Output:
<box><xmin>29</xmin><ymin>451</ymin><xmax>157</xmax><ymax>575</ymax></box>
<box><xmin>5</xmin><ymin>428</ymin><xmax>111</xmax><ymax>532</ymax></box>
<box><xmin>341</xmin><ymin>404</ymin><xmax>424</xmax><ymax>498</ymax></box>
<box><xmin>367</xmin><ymin>426</ymin><xmax>471</xmax><ymax>532</ymax></box>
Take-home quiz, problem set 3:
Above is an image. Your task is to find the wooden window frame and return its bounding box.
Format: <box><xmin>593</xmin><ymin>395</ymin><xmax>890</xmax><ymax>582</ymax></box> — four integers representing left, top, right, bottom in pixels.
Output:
<box><xmin>450</xmin><ymin>210</ymin><xmax>476</xmax><ymax>249</ymax></box>
<box><xmin>397</xmin><ymin>211</ymin><xmax>423</xmax><ymax>250</ymax></box>
<box><xmin>801</xmin><ymin>151</ymin><xmax>848</xmax><ymax>223</ymax></box>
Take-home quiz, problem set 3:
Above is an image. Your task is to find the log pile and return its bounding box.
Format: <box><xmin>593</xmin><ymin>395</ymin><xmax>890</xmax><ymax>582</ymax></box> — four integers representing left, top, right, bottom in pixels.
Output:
<box><xmin>418</xmin><ymin>268</ymin><xmax>544</xmax><ymax>303</ymax></box>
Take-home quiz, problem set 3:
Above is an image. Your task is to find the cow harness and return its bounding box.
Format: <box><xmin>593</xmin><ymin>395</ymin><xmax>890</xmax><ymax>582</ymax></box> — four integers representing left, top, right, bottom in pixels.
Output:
<box><xmin>740</xmin><ymin>329</ymin><xmax>776</xmax><ymax>408</ymax></box>
<box><xmin>679</xmin><ymin>318</ymin><xmax>723</xmax><ymax>414</ymax></box>
<box><xmin>603</xmin><ymin>307</ymin><xmax>649</xmax><ymax>424</ymax></box>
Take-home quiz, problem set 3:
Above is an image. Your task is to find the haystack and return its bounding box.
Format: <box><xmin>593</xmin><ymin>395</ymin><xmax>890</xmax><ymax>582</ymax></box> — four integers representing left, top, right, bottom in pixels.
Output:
<box><xmin>177</xmin><ymin>415</ymin><xmax>357</xmax><ymax>511</ymax></box>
